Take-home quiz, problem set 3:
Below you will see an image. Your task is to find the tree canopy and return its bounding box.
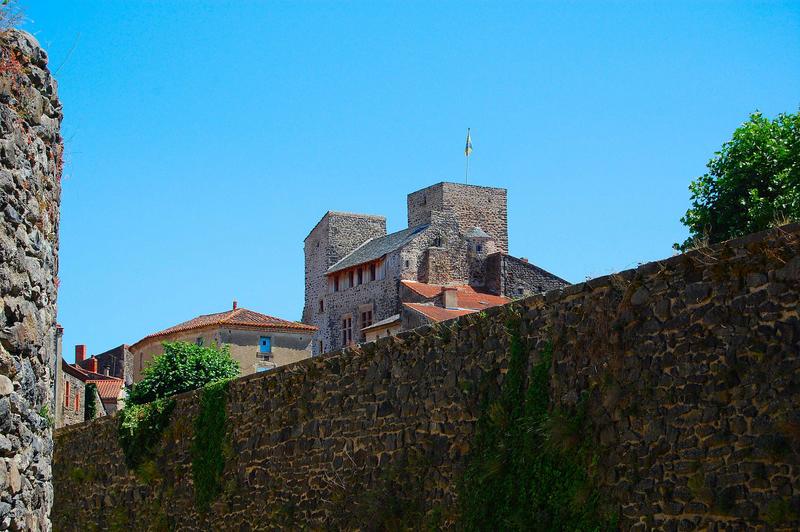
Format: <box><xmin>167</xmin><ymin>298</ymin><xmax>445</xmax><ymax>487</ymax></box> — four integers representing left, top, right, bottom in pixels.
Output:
<box><xmin>126</xmin><ymin>341</ymin><xmax>239</xmax><ymax>405</ymax></box>
<box><xmin>676</xmin><ymin>110</ymin><xmax>800</xmax><ymax>251</ymax></box>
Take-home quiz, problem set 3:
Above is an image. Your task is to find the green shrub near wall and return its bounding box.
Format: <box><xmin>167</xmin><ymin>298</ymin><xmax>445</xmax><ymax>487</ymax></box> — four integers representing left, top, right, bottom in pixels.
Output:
<box><xmin>117</xmin><ymin>398</ymin><xmax>176</xmax><ymax>469</ymax></box>
<box><xmin>84</xmin><ymin>383</ymin><xmax>97</xmax><ymax>421</ymax></box>
<box><xmin>192</xmin><ymin>379</ymin><xmax>233</xmax><ymax>512</ymax></box>
<box><xmin>458</xmin><ymin>315</ymin><xmax>617</xmax><ymax>530</ymax></box>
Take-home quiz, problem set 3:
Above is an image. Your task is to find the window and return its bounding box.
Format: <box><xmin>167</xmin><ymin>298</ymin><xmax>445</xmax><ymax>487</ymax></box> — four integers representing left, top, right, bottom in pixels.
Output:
<box><xmin>341</xmin><ymin>316</ymin><xmax>353</xmax><ymax>346</ymax></box>
<box><xmin>361</xmin><ymin>310</ymin><xmax>373</xmax><ymax>340</ymax></box>
<box><xmin>357</xmin><ymin>268</ymin><xmax>363</xmax><ymax>285</ymax></box>
<box><xmin>404</xmin><ymin>260</ymin><xmax>410</xmax><ymax>268</ymax></box>
<box><xmin>259</xmin><ymin>336</ymin><xmax>272</xmax><ymax>354</ymax></box>
<box><xmin>319</xmin><ymin>299</ymin><xmax>324</xmax><ymax>313</ymax></box>
<box><xmin>75</xmin><ymin>391</ymin><xmax>80</xmax><ymax>412</ymax></box>
<box><xmin>64</xmin><ymin>381</ymin><xmax>70</xmax><ymax>407</ymax></box>
<box><xmin>196</xmin><ymin>337</ymin><xmax>204</xmax><ymax>346</ymax></box>
<box><xmin>348</xmin><ymin>271</ymin><xmax>355</xmax><ymax>288</ymax></box>
<box><xmin>476</xmin><ymin>244</ymin><xmax>483</xmax><ymax>252</ymax></box>
<box><xmin>361</xmin><ymin>310</ymin><xmax>373</xmax><ymax>329</ymax></box>
<box><xmin>334</xmin><ymin>276</ymin><xmax>340</xmax><ymax>292</ymax></box>
<box><xmin>369</xmin><ymin>263</ymin><xmax>376</xmax><ymax>281</ymax></box>
<box><xmin>318</xmin><ymin>340</ymin><xmax>324</xmax><ymax>354</ymax></box>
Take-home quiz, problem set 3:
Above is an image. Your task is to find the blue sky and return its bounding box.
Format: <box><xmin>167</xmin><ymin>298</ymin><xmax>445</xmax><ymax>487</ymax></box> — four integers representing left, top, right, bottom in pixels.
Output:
<box><xmin>23</xmin><ymin>1</ymin><xmax>800</xmax><ymax>361</ymax></box>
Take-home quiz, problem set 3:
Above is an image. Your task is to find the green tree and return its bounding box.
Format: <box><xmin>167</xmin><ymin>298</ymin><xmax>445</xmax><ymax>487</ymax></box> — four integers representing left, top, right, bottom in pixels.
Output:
<box><xmin>676</xmin><ymin>110</ymin><xmax>800</xmax><ymax>251</ymax></box>
<box><xmin>126</xmin><ymin>342</ymin><xmax>239</xmax><ymax>405</ymax></box>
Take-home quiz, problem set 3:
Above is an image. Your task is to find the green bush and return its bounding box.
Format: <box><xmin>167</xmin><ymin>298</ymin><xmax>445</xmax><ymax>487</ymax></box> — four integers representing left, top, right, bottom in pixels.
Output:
<box><xmin>118</xmin><ymin>397</ymin><xmax>176</xmax><ymax>469</ymax></box>
<box><xmin>458</xmin><ymin>316</ymin><xmax>617</xmax><ymax>530</ymax></box>
<box><xmin>127</xmin><ymin>342</ymin><xmax>239</xmax><ymax>405</ymax></box>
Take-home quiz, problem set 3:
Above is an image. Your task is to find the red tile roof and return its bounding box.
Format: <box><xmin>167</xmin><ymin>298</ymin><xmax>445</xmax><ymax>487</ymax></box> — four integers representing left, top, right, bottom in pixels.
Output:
<box><xmin>61</xmin><ymin>359</ymin><xmax>89</xmax><ymax>381</ymax></box>
<box><xmin>403</xmin><ymin>303</ymin><xmax>475</xmax><ymax>322</ymax></box>
<box><xmin>61</xmin><ymin>359</ymin><xmax>125</xmax><ymax>401</ymax></box>
<box><xmin>86</xmin><ymin>378</ymin><xmax>125</xmax><ymax>402</ymax></box>
<box><xmin>401</xmin><ymin>280</ymin><xmax>510</xmax><ymax>310</ymax></box>
<box><xmin>132</xmin><ymin>307</ymin><xmax>316</xmax><ymax>348</ymax></box>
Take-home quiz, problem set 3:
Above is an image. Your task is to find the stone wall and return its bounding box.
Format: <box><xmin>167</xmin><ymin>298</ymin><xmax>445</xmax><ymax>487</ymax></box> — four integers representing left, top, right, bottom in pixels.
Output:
<box><xmin>0</xmin><ymin>30</ymin><xmax>62</xmax><ymax>531</ymax></box>
<box><xmin>56</xmin><ymin>366</ymin><xmax>86</xmax><ymax>428</ymax></box>
<box><xmin>485</xmin><ymin>252</ymin><xmax>570</xmax><ymax>298</ymax></box>
<box><xmin>54</xmin><ymin>224</ymin><xmax>800</xmax><ymax>530</ymax></box>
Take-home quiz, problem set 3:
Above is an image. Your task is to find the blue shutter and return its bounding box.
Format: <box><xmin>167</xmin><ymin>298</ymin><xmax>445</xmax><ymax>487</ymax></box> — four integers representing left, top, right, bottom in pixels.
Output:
<box><xmin>259</xmin><ymin>336</ymin><xmax>271</xmax><ymax>353</ymax></box>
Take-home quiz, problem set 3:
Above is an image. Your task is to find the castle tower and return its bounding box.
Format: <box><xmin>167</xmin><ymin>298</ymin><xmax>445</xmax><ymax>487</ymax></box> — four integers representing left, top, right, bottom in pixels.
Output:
<box><xmin>303</xmin><ymin>211</ymin><xmax>386</xmax><ymax>354</ymax></box>
<box><xmin>407</xmin><ymin>182</ymin><xmax>508</xmax><ymax>253</ymax></box>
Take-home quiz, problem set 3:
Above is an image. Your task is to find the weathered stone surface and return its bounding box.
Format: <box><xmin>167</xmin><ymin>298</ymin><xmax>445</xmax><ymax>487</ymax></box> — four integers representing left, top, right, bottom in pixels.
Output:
<box><xmin>0</xmin><ymin>375</ymin><xmax>12</xmax><ymax>396</ymax></box>
<box><xmin>0</xmin><ymin>29</ymin><xmax>62</xmax><ymax>532</ymax></box>
<box><xmin>52</xmin><ymin>227</ymin><xmax>800</xmax><ymax>530</ymax></box>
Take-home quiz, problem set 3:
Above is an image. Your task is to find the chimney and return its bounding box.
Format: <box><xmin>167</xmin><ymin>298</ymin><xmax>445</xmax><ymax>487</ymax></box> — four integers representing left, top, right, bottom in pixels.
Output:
<box><xmin>87</xmin><ymin>356</ymin><xmax>98</xmax><ymax>374</ymax></box>
<box><xmin>520</xmin><ymin>257</ymin><xmax>529</xmax><ymax>263</ymax></box>
<box><xmin>75</xmin><ymin>344</ymin><xmax>86</xmax><ymax>364</ymax></box>
<box><xmin>232</xmin><ymin>300</ymin><xmax>238</xmax><ymax>310</ymax></box>
<box><xmin>443</xmin><ymin>287</ymin><xmax>458</xmax><ymax>309</ymax></box>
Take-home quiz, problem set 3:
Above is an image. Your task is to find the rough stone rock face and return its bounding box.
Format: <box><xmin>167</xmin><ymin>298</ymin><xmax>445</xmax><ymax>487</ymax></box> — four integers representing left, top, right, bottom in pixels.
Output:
<box><xmin>0</xmin><ymin>29</ymin><xmax>62</xmax><ymax>532</ymax></box>
<box><xmin>53</xmin><ymin>225</ymin><xmax>800</xmax><ymax>530</ymax></box>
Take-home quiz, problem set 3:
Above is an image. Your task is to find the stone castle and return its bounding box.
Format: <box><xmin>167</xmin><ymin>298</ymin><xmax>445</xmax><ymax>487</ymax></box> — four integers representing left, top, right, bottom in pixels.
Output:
<box><xmin>303</xmin><ymin>182</ymin><xmax>567</xmax><ymax>354</ymax></box>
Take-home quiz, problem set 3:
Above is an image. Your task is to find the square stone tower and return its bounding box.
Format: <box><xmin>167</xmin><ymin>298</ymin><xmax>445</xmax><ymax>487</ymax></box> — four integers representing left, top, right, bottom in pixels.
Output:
<box><xmin>407</xmin><ymin>182</ymin><xmax>508</xmax><ymax>253</ymax></box>
<box><xmin>303</xmin><ymin>211</ymin><xmax>386</xmax><ymax>352</ymax></box>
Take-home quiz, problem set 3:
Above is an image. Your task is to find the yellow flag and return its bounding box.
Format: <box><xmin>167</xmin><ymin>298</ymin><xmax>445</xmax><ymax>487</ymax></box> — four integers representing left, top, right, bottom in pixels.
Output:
<box><xmin>465</xmin><ymin>128</ymin><xmax>472</xmax><ymax>157</ymax></box>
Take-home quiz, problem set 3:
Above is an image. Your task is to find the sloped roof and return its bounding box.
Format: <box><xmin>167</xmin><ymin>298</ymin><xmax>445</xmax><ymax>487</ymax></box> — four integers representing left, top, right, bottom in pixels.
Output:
<box><xmin>327</xmin><ymin>225</ymin><xmax>429</xmax><ymax>274</ymax></box>
<box><xmin>465</xmin><ymin>226</ymin><xmax>491</xmax><ymax>239</ymax></box>
<box><xmin>86</xmin><ymin>378</ymin><xmax>125</xmax><ymax>402</ymax></box>
<box><xmin>362</xmin><ymin>313</ymin><xmax>401</xmax><ymax>332</ymax></box>
<box><xmin>401</xmin><ymin>281</ymin><xmax>510</xmax><ymax>310</ymax></box>
<box><xmin>132</xmin><ymin>307</ymin><xmax>316</xmax><ymax>348</ymax></box>
<box><xmin>61</xmin><ymin>359</ymin><xmax>89</xmax><ymax>382</ymax></box>
<box><xmin>403</xmin><ymin>303</ymin><xmax>474</xmax><ymax>322</ymax></box>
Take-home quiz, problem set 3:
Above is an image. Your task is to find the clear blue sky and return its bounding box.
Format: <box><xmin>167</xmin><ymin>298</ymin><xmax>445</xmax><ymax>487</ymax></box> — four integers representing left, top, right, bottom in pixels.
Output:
<box><xmin>23</xmin><ymin>1</ymin><xmax>800</xmax><ymax>361</ymax></box>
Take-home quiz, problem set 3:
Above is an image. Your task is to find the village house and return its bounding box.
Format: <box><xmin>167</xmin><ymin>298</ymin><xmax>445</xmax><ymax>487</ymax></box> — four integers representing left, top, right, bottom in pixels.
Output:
<box><xmin>129</xmin><ymin>302</ymin><xmax>317</xmax><ymax>381</ymax></box>
<box><xmin>54</xmin><ymin>344</ymin><xmax>126</xmax><ymax>428</ymax></box>
<box><xmin>303</xmin><ymin>182</ymin><xmax>568</xmax><ymax>353</ymax></box>
<box><xmin>76</xmin><ymin>344</ymin><xmax>134</xmax><ymax>386</ymax></box>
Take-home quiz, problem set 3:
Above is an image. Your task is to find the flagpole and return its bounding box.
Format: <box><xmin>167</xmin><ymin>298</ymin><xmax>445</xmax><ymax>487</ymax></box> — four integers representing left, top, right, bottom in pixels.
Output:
<box><xmin>465</xmin><ymin>127</ymin><xmax>471</xmax><ymax>184</ymax></box>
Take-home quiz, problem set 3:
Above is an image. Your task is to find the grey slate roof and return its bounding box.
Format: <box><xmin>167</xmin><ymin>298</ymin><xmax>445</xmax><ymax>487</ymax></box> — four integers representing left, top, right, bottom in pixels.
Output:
<box><xmin>465</xmin><ymin>226</ymin><xmax>491</xmax><ymax>239</ymax></box>
<box><xmin>327</xmin><ymin>224</ymin><xmax>429</xmax><ymax>274</ymax></box>
<box><xmin>362</xmin><ymin>313</ymin><xmax>401</xmax><ymax>331</ymax></box>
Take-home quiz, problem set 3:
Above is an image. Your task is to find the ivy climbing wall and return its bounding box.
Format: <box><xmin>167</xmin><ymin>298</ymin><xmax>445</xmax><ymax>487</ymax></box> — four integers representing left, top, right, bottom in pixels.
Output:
<box><xmin>0</xmin><ymin>30</ymin><xmax>62</xmax><ymax>531</ymax></box>
<box><xmin>53</xmin><ymin>225</ymin><xmax>800</xmax><ymax>530</ymax></box>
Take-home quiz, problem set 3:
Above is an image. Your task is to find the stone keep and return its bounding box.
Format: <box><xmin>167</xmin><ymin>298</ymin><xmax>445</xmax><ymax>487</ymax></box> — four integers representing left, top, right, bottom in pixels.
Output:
<box><xmin>303</xmin><ymin>182</ymin><xmax>567</xmax><ymax>354</ymax></box>
<box><xmin>0</xmin><ymin>30</ymin><xmax>62</xmax><ymax>531</ymax></box>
